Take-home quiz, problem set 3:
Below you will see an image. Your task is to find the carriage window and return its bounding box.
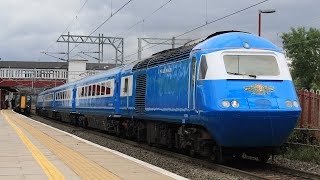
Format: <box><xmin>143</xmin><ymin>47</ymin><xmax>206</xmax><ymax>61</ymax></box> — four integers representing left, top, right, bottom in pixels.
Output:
<box><xmin>85</xmin><ymin>86</ymin><xmax>88</xmax><ymax>97</ymax></box>
<box><xmin>106</xmin><ymin>81</ymin><xmax>111</xmax><ymax>95</ymax></box>
<box><xmin>101</xmin><ymin>82</ymin><xmax>106</xmax><ymax>95</ymax></box>
<box><xmin>81</xmin><ymin>87</ymin><xmax>84</xmax><ymax>97</ymax></box>
<box><xmin>192</xmin><ymin>57</ymin><xmax>196</xmax><ymax>87</ymax></box>
<box><xmin>92</xmin><ymin>85</ymin><xmax>96</xmax><ymax>96</ymax></box>
<box><xmin>80</xmin><ymin>87</ymin><xmax>82</xmax><ymax>97</ymax></box>
<box><xmin>88</xmin><ymin>86</ymin><xmax>92</xmax><ymax>96</ymax></box>
<box><xmin>224</xmin><ymin>55</ymin><xmax>280</xmax><ymax>76</ymax></box>
<box><xmin>120</xmin><ymin>76</ymin><xmax>132</xmax><ymax>97</ymax></box>
<box><xmin>123</xmin><ymin>78</ymin><xmax>128</xmax><ymax>93</ymax></box>
<box><xmin>96</xmin><ymin>84</ymin><xmax>101</xmax><ymax>96</ymax></box>
<box><xmin>198</xmin><ymin>55</ymin><xmax>208</xmax><ymax>80</ymax></box>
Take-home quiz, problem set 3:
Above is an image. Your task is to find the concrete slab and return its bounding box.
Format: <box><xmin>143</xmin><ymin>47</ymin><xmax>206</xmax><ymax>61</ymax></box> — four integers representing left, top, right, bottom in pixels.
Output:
<box><xmin>0</xmin><ymin>110</ymin><xmax>187</xmax><ymax>180</ymax></box>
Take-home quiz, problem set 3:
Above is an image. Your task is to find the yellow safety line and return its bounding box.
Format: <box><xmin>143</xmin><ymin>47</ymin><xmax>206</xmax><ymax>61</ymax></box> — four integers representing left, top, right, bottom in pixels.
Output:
<box><xmin>5</xmin><ymin>110</ymin><xmax>121</xmax><ymax>180</ymax></box>
<box><xmin>1</xmin><ymin>111</ymin><xmax>65</xmax><ymax>180</ymax></box>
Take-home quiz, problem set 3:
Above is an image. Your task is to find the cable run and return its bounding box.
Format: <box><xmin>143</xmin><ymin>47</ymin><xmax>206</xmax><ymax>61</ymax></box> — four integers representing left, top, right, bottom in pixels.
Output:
<box><xmin>63</xmin><ymin>0</ymin><xmax>134</xmax><ymax>59</ymax></box>
<box><xmin>89</xmin><ymin>0</ymin><xmax>133</xmax><ymax>36</ymax></box>
<box><xmin>124</xmin><ymin>0</ymin><xmax>269</xmax><ymax>63</ymax></box>
<box><xmin>61</xmin><ymin>0</ymin><xmax>89</xmax><ymax>36</ymax></box>
<box><xmin>176</xmin><ymin>0</ymin><xmax>269</xmax><ymax>38</ymax></box>
<box><xmin>45</xmin><ymin>0</ymin><xmax>89</xmax><ymax>52</ymax></box>
<box><xmin>116</xmin><ymin>0</ymin><xmax>173</xmax><ymax>37</ymax></box>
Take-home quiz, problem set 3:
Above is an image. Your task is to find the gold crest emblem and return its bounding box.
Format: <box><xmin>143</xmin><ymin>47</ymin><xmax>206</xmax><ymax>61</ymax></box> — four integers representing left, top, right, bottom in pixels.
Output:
<box><xmin>244</xmin><ymin>84</ymin><xmax>274</xmax><ymax>95</ymax></box>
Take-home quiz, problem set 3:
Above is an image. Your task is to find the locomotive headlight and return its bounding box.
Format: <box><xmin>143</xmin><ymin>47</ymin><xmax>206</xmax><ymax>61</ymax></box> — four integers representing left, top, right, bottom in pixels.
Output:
<box><xmin>285</xmin><ymin>100</ymin><xmax>293</xmax><ymax>108</ymax></box>
<box><xmin>231</xmin><ymin>100</ymin><xmax>240</xmax><ymax>108</ymax></box>
<box><xmin>293</xmin><ymin>100</ymin><xmax>299</xmax><ymax>108</ymax></box>
<box><xmin>222</xmin><ymin>100</ymin><xmax>230</xmax><ymax>108</ymax></box>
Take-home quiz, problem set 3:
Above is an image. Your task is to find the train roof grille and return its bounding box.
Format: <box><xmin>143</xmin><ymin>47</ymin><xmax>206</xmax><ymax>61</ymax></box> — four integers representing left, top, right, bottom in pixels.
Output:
<box><xmin>132</xmin><ymin>44</ymin><xmax>196</xmax><ymax>72</ymax></box>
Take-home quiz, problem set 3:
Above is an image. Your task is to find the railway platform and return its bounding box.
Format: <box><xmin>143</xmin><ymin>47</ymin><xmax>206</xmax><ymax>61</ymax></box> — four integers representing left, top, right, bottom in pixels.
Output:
<box><xmin>0</xmin><ymin>110</ymin><xmax>187</xmax><ymax>180</ymax></box>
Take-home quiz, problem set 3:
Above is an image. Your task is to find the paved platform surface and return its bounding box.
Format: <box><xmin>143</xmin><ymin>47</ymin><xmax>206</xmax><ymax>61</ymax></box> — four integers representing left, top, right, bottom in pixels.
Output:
<box><xmin>0</xmin><ymin>110</ymin><xmax>187</xmax><ymax>180</ymax></box>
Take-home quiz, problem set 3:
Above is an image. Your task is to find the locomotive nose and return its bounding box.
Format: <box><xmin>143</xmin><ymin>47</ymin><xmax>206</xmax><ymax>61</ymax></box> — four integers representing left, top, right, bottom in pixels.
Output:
<box><xmin>207</xmin><ymin>110</ymin><xmax>300</xmax><ymax>147</ymax></box>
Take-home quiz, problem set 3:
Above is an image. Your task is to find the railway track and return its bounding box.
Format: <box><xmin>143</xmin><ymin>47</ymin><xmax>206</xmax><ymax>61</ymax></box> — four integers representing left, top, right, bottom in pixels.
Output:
<box><xmin>29</xmin><ymin>114</ymin><xmax>320</xmax><ymax>180</ymax></box>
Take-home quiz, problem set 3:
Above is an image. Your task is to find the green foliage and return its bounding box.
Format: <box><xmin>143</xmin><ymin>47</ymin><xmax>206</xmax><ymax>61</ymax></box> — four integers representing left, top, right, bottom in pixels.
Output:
<box><xmin>285</xmin><ymin>146</ymin><xmax>320</xmax><ymax>164</ymax></box>
<box><xmin>281</xmin><ymin>27</ymin><xmax>320</xmax><ymax>89</ymax></box>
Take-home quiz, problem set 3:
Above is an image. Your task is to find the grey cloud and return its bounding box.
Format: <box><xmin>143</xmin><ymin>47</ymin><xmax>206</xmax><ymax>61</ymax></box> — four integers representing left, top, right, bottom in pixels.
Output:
<box><xmin>0</xmin><ymin>0</ymin><xmax>319</xmax><ymax>61</ymax></box>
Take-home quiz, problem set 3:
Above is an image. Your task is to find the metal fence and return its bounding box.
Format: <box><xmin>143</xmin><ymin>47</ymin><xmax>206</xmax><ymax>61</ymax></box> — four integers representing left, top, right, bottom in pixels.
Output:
<box><xmin>297</xmin><ymin>89</ymin><xmax>320</xmax><ymax>129</ymax></box>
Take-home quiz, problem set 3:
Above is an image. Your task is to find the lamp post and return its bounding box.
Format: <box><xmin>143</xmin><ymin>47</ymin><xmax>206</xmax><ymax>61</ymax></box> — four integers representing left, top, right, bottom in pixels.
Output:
<box><xmin>258</xmin><ymin>9</ymin><xmax>276</xmax><ymax>36</ymax></box>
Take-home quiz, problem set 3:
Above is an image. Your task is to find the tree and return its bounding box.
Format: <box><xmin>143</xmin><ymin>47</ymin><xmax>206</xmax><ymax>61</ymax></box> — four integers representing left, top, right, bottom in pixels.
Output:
<box><xmin>281</xmin><ymin>27</ymin><xmax>320</xmax><ymax>89</ymax></box>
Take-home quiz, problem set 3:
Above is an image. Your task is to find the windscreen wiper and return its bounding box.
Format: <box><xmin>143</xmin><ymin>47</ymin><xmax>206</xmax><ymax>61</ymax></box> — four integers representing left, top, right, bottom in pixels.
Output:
<box><xmin>227</xmin><ymin>72</ymin><xmax>257</xmax><ymax>78</ymax></box>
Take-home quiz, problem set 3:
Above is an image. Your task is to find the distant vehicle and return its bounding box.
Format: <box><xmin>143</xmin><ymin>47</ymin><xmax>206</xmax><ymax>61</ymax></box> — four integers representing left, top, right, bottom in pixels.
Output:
<box><xmin>14</xmin><ymin>95</ymin><xmax>31</xmax><ymax>116</ymax></box>
<box><xmin>36</xmin><ymin>31</ymin><xmax>301</xmax><ymax>162</ymax></box>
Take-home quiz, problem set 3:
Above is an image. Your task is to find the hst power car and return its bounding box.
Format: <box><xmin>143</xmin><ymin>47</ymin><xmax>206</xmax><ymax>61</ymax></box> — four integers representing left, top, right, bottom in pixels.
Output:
<box><xmin>36</xmin><ymin>31</ymin><xmax>301</xmax><ymax>162</ymax></box>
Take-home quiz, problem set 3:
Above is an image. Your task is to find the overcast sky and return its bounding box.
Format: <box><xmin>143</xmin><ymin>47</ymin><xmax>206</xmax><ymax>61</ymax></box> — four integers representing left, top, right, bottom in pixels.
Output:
<box><xmin>0</xmin><ymin>0</ymin><xmax>319</xmax><ymax>63</ymax></box>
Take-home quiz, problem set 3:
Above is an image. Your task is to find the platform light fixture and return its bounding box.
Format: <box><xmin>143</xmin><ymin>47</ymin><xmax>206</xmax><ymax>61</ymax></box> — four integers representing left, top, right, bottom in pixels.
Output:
<box><xmin>258</xmin><ymin>9</ymin><xmax>276</xmax><ymax>36</ymax></box>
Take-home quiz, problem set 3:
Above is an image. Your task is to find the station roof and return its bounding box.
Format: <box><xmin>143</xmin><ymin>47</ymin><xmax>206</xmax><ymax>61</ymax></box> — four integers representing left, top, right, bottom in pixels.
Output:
<box><xmin>0</xmin><ymin>86</ymin><xmax>19</xmax><ymax>92</ymax></box>
<box><xmin>0</xmin><ymin>61</ymin><xmax>116</xmax><ymax>70</ymax></box>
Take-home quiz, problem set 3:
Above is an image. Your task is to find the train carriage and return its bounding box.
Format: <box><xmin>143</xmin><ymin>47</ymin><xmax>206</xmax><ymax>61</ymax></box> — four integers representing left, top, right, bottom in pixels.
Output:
<box><xmin>36</xmin><ymin>31</ymin><xmax>301</xmax><ymax>162</ymax></box>
<box><xmin>14</xmin><ymin>95</ymin><xmax>32</xmax><ymax>116</ymax></box>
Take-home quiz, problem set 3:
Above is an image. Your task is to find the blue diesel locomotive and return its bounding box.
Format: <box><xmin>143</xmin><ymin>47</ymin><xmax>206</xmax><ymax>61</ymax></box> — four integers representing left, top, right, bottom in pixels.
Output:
<box><xmin>36</xmin><ymin>31</ymin><xmax>301</xmax><ymax>162</ymax></box>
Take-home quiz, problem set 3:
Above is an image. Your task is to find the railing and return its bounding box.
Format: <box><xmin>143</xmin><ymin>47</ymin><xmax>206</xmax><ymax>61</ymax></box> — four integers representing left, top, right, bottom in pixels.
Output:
<box><xmin>0</xmin><ymin>68</ymin><xmax>68</xmax><ymax>80</ymax></box>
<box><xmin>0</xmin><ymin>68</ymin><xmax>104</xmax><ymax>81</ymax></box>
<box><xmin>297</xmin><ymin>89</ymin><xmax>320</xmax><ymax>129</ymax></box>
<box><xmin>291</xmin><ymin>89</ymin><xmax>320</xmax><ymax>146</ymax></box>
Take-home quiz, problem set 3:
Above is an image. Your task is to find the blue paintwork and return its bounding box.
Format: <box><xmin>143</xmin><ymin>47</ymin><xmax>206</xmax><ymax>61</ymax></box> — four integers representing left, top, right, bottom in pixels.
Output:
<box><xmin>194</xmin><ymin>80</ymin><xmax>300</xmax><ymax>146</ymax></box>
<box><xmin>194</xmin><ymin>32</ymin><xmax>282</xmax><ymax>54</ymax></box>
<box><xmin>37</xmin><ymin>32</ymin><xmax>301</xmax><ymax>148</ymax></box>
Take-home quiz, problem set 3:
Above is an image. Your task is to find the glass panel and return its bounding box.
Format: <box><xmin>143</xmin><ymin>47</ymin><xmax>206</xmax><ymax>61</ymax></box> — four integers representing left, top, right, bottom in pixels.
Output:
<box><xmin>106</xmin><ymin>81</ymin><xmax>111</xmax><ymax>95</ymax></box>
<box><xmin>81</xmin><ymin>87</ymin><xmax>85</xmax><ymax>97</ymax></box>
<box><xmin>85</xmin><ymin>86</ymin><xmax>88</xmax><ymax>97</ymax></box>
<box><xmin>192</xmin><ymin>57</ymin><xmax>196</xmax><ymax>86</ymax></box>
<box><xmin>123</xmin><ymin>78</ymin><xmax>128</xmax><ymax>93</ymax></box>
<box><xmin>96</xmin><ymin>84</ymin><xmax>101</xmax><ymax>96</ymax></box>
<box><xmin>92</xmin><ymin>85</ymin><xmax>96</xmax><ymax>96</ymax></box>
<box><xmin>101</xmin><ymin>83</ymin><xmax>106</xmax><ymax>95</ymax></box>
<box><xmin>224</xmin><ymin>55</ymin><xmax>279</xmax><ymax>76</ymax></box>
<box><xmin>198</xmin><ymin>55</ymin><xmax>207</xmax><ymax>80</ymax></box>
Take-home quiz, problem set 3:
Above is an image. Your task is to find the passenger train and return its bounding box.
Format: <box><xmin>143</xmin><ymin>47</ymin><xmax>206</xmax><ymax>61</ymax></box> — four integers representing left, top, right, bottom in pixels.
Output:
<box><xmin>14</xmin><ymin>95</ymin><xmax>32</xmax><ymax>116</ymax></box>
<box><xmin>36</xmin><ymin>31</ymin><xmax>301</xmax><ymax>162</ymax></box>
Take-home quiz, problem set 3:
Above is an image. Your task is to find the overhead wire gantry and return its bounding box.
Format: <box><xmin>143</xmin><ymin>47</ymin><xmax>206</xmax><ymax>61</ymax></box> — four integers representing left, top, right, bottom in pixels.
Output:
<box><xmin>57</xmin><ymin>32</ymin><xmax>124</xmax><ymax>66</ymax></box>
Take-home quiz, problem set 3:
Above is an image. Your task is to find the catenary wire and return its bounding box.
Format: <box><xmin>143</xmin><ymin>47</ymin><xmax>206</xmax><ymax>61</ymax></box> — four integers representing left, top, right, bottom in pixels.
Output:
<box><xmin>61</xmin><ymin>0</ymin><xmax>134</xmax><ymax>59</ymax></box>
<box><xmin>123</xmin><ymin>0</ymin><xmax>269</xmax><ymax>63</ymax></box>
<box><xmin>116</xmin><ymin>0</ymin><xmax>173</xmax><ymax>37</ymax></box>
<box><xmin>45</xmin><ymin>0</ymin><xmax>89</xmax><ymax>52</ymax></box>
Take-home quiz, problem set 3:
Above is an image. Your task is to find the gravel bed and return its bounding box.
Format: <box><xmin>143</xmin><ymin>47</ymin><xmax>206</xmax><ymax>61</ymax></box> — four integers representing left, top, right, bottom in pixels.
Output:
<box><xmin>29</xmin><ymin>115</ymin><xmax>241</xmax><ymax>180</ymax></box>
<box><xmin>270</xmin><ymin>156</ymin><xmax>320</xmax><ymax>175</ymax></box>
